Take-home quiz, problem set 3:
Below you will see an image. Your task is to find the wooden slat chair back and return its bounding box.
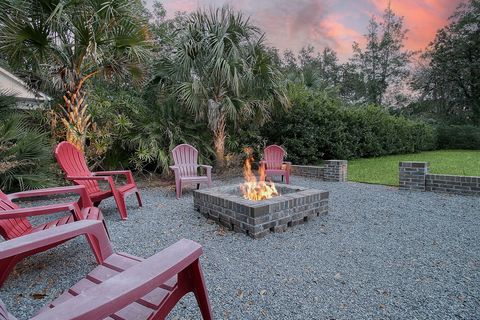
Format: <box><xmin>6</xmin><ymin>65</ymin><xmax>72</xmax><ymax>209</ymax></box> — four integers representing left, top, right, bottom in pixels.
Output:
<box><xmin>264</xmin><ymin>145</ymin><xmax>287</xmax><ymax>170</ymax></box>
<box><xmin>172</xmin><ymin>144</ymin><xmax>199</xmax><ymax>177</ymax></box>
<box><xmin>54</xmin><ymin>141</ymin><xmax>101</xmax><ymax>195</ymax></box>
<box><xmin>0</xmin><ymin>221</ymin><xmax>213</xmax><ymax>320</ymax></box>
<box><xmin>260</xmin><ymin>145</ymin><xmax>291</xmax><ymax>184</ymax></box>
<box><xmin>170</xmin><ymin>144</ymin><xmax>212</xmax><ymax>199</ymax></box>
<box><xmin>55</xmin><ymin>141</ymin><xmax>142</xmax><ymax>220</ymax></box>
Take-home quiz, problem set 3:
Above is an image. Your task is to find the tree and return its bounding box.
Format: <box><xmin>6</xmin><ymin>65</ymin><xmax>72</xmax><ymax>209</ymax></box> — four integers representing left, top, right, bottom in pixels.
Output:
<box><xmin>338</xmin><ymin>62</ymin><xmax>367</xmax><ymax>104</ymax></box>
<box><xmin>155</xmin><ymin>6</ymin><xmax>289</xmax><ymax>168</ymax></box>
<box><xmin>414</xmin><ymin>0</ymin><xmax>480</xmax><ymax>124</ymax></box>
<box><xmin>0</xmin><ymin>0</ymin><xmax>151</xmax><ymax>150</ymax></box>
<box><xmin>281</xmin><ymin>46</ymin><xmax>340</xmax><ymax>95</ymax></box>
<box><xmin>351</xmin><ymin>4</ymin><xmax>414</xmax><ymax>105</ymax></box>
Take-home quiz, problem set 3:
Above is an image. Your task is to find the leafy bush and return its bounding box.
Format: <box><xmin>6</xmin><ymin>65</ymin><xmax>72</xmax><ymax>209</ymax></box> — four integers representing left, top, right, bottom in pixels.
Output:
<box><xmin>436</xmin><ymin>125</ymin><xmax>480</xmax><ymax>149</ymax></box>
<box><xmin>261</xmin><ymin>87</ymin><xmax>436</xmax><ymax>163</ymax></box>
<box><xmin>85</xmin><ymin>82</ymin><xmax>214</xmax><ymax>174</ymax></box>
<box><xmin>0</xmin><ymin>95</ymin><xmax>54</xmax><ymax>192</ymax></box>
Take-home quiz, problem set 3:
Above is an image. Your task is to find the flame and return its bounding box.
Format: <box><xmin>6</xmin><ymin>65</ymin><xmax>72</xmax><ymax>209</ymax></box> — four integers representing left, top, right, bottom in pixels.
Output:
<box><xmin>240</xmin><ymin>147</ymin><xmax>279</xmax><ymax>201</ymax></box>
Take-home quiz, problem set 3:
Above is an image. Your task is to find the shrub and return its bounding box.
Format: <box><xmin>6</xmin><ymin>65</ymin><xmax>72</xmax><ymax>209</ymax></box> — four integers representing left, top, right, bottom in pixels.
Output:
<box><xmin>261</xmin><ymin>87</ymin><xmax>436</xmax><ymax>163</ymax></box>
<box><xmin>436</xmin><ymin>125</ymin><xmax>480</xmax><ymax>149</ymax></box>
<box><xmin>85</xmin><ymin>82</ymin><xmax>214</xmax><ymax>174</ymax></box>
<box><xmin>0</xmin><ymin>94</ymin><xmax>54</xmax><ymax>192</ymax></box>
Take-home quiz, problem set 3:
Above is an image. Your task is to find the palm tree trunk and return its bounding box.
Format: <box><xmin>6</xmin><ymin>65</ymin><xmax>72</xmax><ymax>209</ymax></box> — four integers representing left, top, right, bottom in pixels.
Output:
<box><xmin>60</xmin><ymin>89</ymin><xmax>91</xmax><ymax>152</ymax></box>
<box><xmin>58</xmin><ymin>71</ymin><xmax>100</xmax><ymax>151</ymax></box>
<box><xmin>212</xmin><ymin>113</ymin><xmax>226</xmax><ymax>169</ymax></box>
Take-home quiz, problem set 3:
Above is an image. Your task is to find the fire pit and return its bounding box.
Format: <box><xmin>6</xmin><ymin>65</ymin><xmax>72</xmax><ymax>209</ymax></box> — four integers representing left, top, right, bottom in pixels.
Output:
<box><xmin>193</xmin><ymin>148</ymin><xmax>329</xmax><ymax>238</ymax></box>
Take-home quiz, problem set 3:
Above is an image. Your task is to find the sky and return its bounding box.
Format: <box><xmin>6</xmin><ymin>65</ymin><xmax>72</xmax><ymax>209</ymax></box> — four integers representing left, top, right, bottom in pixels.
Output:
<box><xmin>149</xmin><ymin>0</ymin><xmax>462</xmax><ymax>61</ymax></box>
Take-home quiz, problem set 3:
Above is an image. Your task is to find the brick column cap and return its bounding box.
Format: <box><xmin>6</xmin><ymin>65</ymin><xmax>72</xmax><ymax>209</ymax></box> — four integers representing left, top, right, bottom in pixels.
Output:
<box><xmin>399</xmin><ymin>161</ymin><xmax>429</xmax><ymax>168</ymax></box>
<box><xmin>325</xmin><ymin>160</ymin><xmax>348</xmax><ymax>165</ymax></box>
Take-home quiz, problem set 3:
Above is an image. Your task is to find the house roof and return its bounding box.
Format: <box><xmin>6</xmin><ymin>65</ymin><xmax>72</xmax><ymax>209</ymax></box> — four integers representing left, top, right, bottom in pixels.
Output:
<box><xmin>0</xmin><ymin>66</ymin><xmax>50</xmax><ymax>103</ymax></box>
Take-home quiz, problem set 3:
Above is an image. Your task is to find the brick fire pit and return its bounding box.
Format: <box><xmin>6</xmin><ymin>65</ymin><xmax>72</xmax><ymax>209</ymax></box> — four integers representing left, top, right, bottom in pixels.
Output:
<box><xmin>193</xmin><ymin>184</ymin><xmax>329</xmax><ymax>238</ymax></box>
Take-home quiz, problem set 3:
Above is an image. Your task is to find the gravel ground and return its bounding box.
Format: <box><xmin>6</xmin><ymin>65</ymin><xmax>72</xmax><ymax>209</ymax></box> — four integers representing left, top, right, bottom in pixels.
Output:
<box><xmin>1</xmin><ymin>176</ymin><xmax>479</xmax><ymax>319</ymax></box>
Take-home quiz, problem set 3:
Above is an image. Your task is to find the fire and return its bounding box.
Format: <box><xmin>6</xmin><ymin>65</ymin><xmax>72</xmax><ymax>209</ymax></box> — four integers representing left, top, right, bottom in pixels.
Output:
<box><xmin>240</xmin><ymin>147</ymin><xmax>279</xmax><ymax>201</ymax></box>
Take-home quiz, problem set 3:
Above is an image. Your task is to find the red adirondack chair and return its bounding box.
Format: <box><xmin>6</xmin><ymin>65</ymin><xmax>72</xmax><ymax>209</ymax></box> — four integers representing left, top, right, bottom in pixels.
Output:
<box><xmin>55</xmin><ymin>141</ymin><xmax>142</xmax><ymax>220</ymax></box>
<box><xmin>170</xmin><ymin>144</ymin><xmax>212</xmax><ymax>199</ymax></box>
<box><xmin>260</xmin><ymin>145</ymin><xmax>291</xmax><ymax>184</ymax></box>
<box><xmin>0</xmin><ymin>185</ymin><xmax>105</xmax><ymax>287</ymax></box>
<box><xmin>0</xmin><ymin>220</ymin><xmax>213</xmax><ymax>320</ymax></box>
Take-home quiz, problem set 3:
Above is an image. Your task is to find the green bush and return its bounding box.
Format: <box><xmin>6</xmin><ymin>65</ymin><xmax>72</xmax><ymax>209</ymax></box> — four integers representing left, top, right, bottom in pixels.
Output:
<box><xmin>0</xmin><ymin>94</ymin><xmax>54</xmax><ymax>192</ymax></box>
<box><xmin>261</xmin><ymin>87</ymin><xmax>436</xmax><ymax>163</ymax></box>
<box><xmin>436</xmin><ymin>125</ymin><xmax>480</xmax><ymax>149</ymax></box>
<box><xmin>85</xmin><ymin>81</ymin><xmax>214</xmax><ymax>174</ymax></box>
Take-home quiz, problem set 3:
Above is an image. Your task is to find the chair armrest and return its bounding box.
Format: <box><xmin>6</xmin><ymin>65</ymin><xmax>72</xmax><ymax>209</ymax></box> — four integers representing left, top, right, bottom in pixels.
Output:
<box><xmin>93</xmin><ymin>171</ymin><xmax>134</xmax><ymax>184</ymax></box>
<box><xmin>0</xmin><ymin>220</ymin><xmax>113</xmax><ymax>261</ymax></box>
<box><xmin>31</xmin><ymin>239</ymin><xmax>203</xmax><ymax>320</ymax></box>
<box><xmin>198</xmin><ymin>165</ymin><xmax>212</xmax><ymax>176</ymax></box>
<box><xmin>0</xmin><ymin>203</ymin><xmax>81</xmax><ymax>221</ymax></box>
<box><xmin>283</xmin><ymin>161</ymin><xmax>292</xmax><ymax>165</ymax></box>
<box><xmin>67</xmin><ymin>176</ymin><xmax>110</xmax><ymax>181</ymax></box>
<box><xmin>7</xmin><ymin>185</ymin><xmax>93</xmax><ymax>208</ymax></box>
<box><xmin>93</xmin><ymin>171</ymin><xmax>130</xmax><ymax>175</ymax></box>
<box><xmin>67</xmin><ymin>175</ymin><xmax>117</xmax><ymax>193</ymax></box>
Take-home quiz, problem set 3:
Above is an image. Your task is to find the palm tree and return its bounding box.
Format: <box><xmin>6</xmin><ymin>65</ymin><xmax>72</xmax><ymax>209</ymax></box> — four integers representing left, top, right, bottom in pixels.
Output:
<box><xmin>155</xmin><ymin>6</ymin><xmax>289</xmax><ymax>168</ymax></box>
<box><xmin>0</xmin><ymin>92</ymin><xmax>53</xmax><ymax>191</ymax></box>
<box><xmin>0</xmin><ymin>0</ymin><xmax>151</xmax><ymax>150</ymax></box>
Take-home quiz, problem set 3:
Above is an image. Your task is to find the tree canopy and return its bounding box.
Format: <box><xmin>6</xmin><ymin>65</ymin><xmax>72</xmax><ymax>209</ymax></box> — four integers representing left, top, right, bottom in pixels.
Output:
<box><xmin>414</xmin><ymin>0</ymin><xmax>480</xmax><ymax>125</ymax></box>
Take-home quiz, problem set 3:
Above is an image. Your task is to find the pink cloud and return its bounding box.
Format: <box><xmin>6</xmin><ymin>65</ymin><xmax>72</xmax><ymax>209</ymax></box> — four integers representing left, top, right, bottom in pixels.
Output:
<box><xmin>319</xmin><ymin>15</ymin><xmax>364</xmax><ymax>56</ymax></box>
<box><xmin>159</xmin><ymin>0</ymin><xmax>195</xmax><ymax>12</ymax></box>
<box><xmin>155</xmin><ymin>0</ymin><xmax>461</xmax><ymax>59</ymax></box>
<box><xmin>369</xmin><ymin>0</ymin><xmax>462</xmax><ymax>51</ymax></box>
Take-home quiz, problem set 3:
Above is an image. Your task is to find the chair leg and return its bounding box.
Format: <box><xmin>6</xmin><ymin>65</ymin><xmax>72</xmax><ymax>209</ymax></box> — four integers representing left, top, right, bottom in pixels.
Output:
<box><xmin>135</xmin><ymin>191</ymin><xmax>143</xmax><ymax>207</ymax></box>
<box><xmin>112</xmin><ymin>192</ymin><xmax>128</xmax><ymax>220</ymax></box>
<box><xmin>191</xmin><ymin>260</ymin><xmax>213</xmax><ymax>320</ymax></box>
<box><xmin>281</xmin><ymin>175</ymin><xmax>284</xmax><ymax>182</ymax></box>
<box><xmin>175</xmin><ymin>180</ymin><xmax>182</xmax><ymax>199</ymax></box>
<box><xmin>197</xmin><ymin>183</ymin><xmax>200</xmax><ymax>190</ymax></box>
<box><xmin>0</xmin><ymin>255</ymin><xmax>23</xmax><ymax>288</ymax></box>
<box><xmin>285</xmin><ymin>171</ymin><xmax>289</xmax><ymax>184</ymax></box>
<box><xmin>207</xmin><ymin>174</ymin><xmax>212</xmax><ymax>188</ymax></box>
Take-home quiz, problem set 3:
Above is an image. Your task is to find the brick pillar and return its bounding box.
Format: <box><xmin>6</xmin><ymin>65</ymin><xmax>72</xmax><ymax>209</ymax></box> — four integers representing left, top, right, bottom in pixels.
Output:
<box><xmin>399</xmin><ymin>162</ymin><xmax>428</xmax><ymax>191</ymax></box>
<box><xmin>324</xmin><ymin>160</ymin><xmax>348</xmax><ymax>182</ymax></box>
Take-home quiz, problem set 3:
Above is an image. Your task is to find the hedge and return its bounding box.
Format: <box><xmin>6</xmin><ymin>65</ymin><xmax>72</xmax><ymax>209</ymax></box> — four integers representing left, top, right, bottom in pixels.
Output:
<box><xmin>436</xmin><ymin>125</ymin><xmax>480</xmax><ymax>150</ymax></box>
<box><xmin>261</xmin><ymin>88</ymin><xmax>436</xmax><ymax>164</ymax></box>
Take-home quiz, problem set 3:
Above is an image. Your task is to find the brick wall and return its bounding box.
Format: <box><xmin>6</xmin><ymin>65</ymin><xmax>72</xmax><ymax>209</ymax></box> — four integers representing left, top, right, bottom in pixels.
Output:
<box><xmin>324</xmin><ymin>160</ymin><xmax>348</xmax><ymax>182</ymax></box>
<box><xmin>290</xmin><ymin>165</ymin><xmax>324</xmax><ymax>179</ymax></box>
<box><xmin>290</xmin><ymin>160</ymin><xmax>348</xmax><ymax>182</ymax></box>
<box><xmin>399</xmin><ymin>162</ymin><xmax>428</xmax><ymax>191</ymax></box>
<box><xmin>426</xmin><ymin>174</ymin><xmax>480</xmax><ymax>196</ymax></box>
<box><xmin>399</xmin><ymin>162</ymin><xmax>480</xmax><ymax>196</ymax></box>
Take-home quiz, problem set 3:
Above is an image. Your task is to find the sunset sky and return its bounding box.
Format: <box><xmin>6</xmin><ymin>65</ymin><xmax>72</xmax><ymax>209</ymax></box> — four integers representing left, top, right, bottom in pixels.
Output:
<box><xmin>149</xmin><ymin>0</ymin><xmax>462</xmax><ymax>60</ymax></box>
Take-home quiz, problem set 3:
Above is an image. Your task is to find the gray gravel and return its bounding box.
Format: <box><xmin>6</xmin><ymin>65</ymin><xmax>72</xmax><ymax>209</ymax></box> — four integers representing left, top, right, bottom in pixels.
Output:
<box><xmin>1</xmin><ymin>176</ymin><xmax>479</xmax><ymax>319</ymax></box>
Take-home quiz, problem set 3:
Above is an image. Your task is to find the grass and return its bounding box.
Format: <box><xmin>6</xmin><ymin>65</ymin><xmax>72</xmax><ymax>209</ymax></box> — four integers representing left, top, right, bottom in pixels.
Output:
<box><xmin>348</xmin><ymin>150</ymin><xmax>480</xmax><ymax>186</ymax></box>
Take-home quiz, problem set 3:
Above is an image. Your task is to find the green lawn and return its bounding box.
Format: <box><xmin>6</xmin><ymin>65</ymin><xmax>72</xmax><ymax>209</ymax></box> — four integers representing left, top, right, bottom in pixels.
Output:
<box><xmin>348</xmin><ymin>150</ymin><xmax>480</xmax><ymax>186</ymax></box>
